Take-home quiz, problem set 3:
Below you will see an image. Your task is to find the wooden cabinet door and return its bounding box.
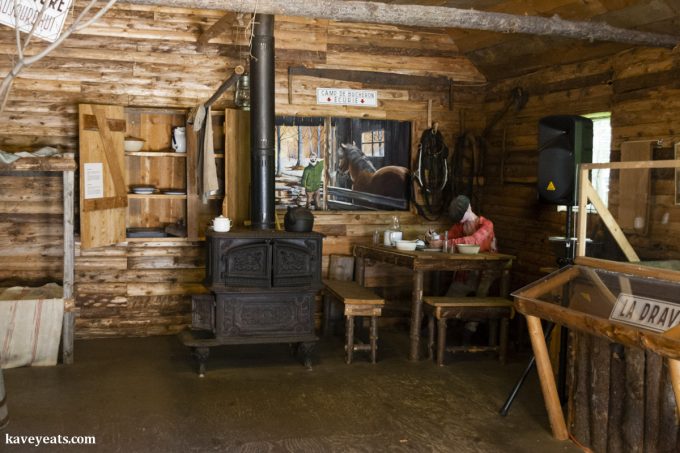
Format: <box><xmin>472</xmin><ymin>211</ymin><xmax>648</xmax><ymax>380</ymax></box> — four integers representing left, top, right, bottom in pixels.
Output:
<box><xmin>223</xmin><ymin>108</ymin><xmax>251</xmax><ymax>226</ymax></box>
<box><xmin>78</xmin><ymin>104</ymin><xmax>127</xmax><ymax>249</ymax></box>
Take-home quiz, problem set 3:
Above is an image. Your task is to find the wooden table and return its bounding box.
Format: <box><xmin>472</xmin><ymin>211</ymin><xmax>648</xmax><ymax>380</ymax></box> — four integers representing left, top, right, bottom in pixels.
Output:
<box><xmin>353</xmin><ymin>244</ymin><xmax>514</xmax><ymax>361</ymax></box>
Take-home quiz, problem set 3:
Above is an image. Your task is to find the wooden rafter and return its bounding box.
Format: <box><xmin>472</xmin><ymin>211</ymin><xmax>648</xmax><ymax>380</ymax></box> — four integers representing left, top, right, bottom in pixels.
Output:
<box><xmin>198</xmin><ymin>13</ymin><xmax>235</xmax><ymax>47</ymax></box>
<box><xmin>126</xmin><ymin>0</ymin><xmax>680</xmax><ymax>49</ymax></box>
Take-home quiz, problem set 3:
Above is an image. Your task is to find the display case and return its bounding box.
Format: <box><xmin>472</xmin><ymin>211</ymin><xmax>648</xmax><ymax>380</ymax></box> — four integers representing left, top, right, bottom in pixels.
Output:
<box><xmin>513</xmin><ymin>156</ymin><xmax>680</xmax><ymax>446</ymax></box>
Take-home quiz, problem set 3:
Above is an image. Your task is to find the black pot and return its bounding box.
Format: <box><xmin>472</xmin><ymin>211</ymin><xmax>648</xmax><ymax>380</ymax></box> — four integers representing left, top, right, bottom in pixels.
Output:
<box><xmin>284</xmin><ymin>206</ymin><xmax>314</xmax><ymax>232</ymax></box>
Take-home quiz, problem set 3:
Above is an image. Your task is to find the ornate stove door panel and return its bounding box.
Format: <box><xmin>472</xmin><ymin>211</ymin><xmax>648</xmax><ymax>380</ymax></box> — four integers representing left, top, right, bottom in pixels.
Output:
<box><xmin>215</xmin><ymin>292</ymin><xmax>315</xmax><ymax>337</ymax></box>
<box><xmin>191</xmin><ymin>294</ymin><xmax>215</xmax><ymax>332</ymax></box>
<box><xmin>223</xmin><ymin>242</ymin><xmax>272</xmax><ymax>287</ymax></box>
<box><xmin>272</xmin><ymin>239</ymin><xmax>320</xmax><ymax>287</ymax></box>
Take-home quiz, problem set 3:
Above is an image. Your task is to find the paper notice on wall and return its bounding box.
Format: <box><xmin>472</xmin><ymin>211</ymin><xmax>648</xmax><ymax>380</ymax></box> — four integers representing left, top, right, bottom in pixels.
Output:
<box><xmin>0</xmin><ymin>0</ymin><xmax>73</xmax><ymax>43</ymax></box>
<box><xmin>316</xmin><ymin>88</ymin><xmax>378</xmax><ymax>107</ymax></box>
<box><xmin>84</xmin><ymin>163</ymin><xmax>104</xmax><ymax>199</ymax></box>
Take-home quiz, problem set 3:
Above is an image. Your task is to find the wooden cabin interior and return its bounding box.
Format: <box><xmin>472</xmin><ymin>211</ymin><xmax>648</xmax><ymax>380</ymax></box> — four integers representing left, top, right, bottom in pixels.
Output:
<box><xmin>1</xmin><ymin>0</ymin><xmax>680</xmax><ymax>451</ymax></box>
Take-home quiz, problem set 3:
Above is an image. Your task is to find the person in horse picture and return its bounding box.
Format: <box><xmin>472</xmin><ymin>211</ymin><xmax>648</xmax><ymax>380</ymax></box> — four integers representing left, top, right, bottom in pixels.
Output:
<box><xmin>301</xmin><ymin>152</ymin><xmax>323</xmax><ymax>209</ymax></box>
<box><xmin>445</xmin><ymin>194</ymin><xmax>498</xmax><ymax>342</ymax></box>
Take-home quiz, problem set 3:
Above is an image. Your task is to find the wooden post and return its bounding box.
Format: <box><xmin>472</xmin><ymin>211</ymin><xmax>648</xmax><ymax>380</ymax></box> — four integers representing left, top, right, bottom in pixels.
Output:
<box><xmin>62</xmin><ymin>167</ymin><xmax>75</xmax><ymax>364</ymax></box>
<box><xmin>526</xmin><ymin>315</ymin><xmax>569</xmax><ymax>440</ymax></box>
<box><xmin>0</xmin><ymin>369</ymin><xmax>8</xmax><ymax>429</ymax></box>
<box><xmin>409</xmin><ymin>270</ymin><xmax>424</xmax><ymax>361</ymax></box>
<box><xmin>669</xmin><ymin>358</ymin><xmax>680</xmax><ymax>420</ymax></box>
<box><xmin>576</xmin><ymin>166</ymin><xmax>589</xmax><ymax>258</ymax></box>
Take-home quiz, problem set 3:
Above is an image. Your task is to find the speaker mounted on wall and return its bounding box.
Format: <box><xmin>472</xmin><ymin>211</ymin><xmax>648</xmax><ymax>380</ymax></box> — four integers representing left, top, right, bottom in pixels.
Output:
<box><xmin>537</xmin><ymin>115</ymin><xmax>593</xmax><ymax>205</ymax></box>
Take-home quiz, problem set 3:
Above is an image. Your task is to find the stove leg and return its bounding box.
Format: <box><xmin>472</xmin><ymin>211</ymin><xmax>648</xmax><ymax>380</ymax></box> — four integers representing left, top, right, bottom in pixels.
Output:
<box><xmin>298</xmin><ymin>342</ymin><xmax>315</xmax><ymax>370</ymax></box>
<box><xmin>192</xmin><ymin>347</ymin><xmax>210</xmax><ymax>378</ymax></box>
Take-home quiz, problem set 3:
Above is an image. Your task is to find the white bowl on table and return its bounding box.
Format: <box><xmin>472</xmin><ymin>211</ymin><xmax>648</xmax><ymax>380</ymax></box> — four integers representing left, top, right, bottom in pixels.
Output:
<box><xmin>456</xmin><ymin>244</ymin><xmax>480</xmax><ymax>255</ymax></box>
<box><xmin>395</xmin><ymin>240</ymin><xmax>418</xmax><ymax>251</ymax></box>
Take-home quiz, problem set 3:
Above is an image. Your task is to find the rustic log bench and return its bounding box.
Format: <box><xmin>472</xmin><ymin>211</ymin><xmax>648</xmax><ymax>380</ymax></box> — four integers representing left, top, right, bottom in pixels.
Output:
<box><xmin>322</xmin><ymin>279</ymin><xmax>384</xmax><ymax>364</ymax></box>
<box><xmin>423</xmin><ymin>296</ymin><xmax>514</xmax><ymax>366</ymax></box>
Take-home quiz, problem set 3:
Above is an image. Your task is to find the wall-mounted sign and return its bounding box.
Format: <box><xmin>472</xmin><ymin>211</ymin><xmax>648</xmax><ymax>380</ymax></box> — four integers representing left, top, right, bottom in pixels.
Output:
<box><xmin>316</xmin><ymin>88</ymin><xmax>378</xmax><ymax>107</ymax></box>
<box><xmin>84</xmin><ymin>162</ymin><xmax>104</xmax><ymax>199</ymax></box>
<box><xmin>610</xmin><ymin>293</ymin><xmax>680</xmax><ymax>333</ymax></box>
<box><xmin>0</xmin><ymin>0</ymin><xmax>72</xmax><ymax>43</ymax></box>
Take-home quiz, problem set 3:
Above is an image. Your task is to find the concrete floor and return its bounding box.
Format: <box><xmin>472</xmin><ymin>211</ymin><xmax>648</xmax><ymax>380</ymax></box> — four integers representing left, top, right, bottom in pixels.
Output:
<box><xmin>1</xmin><ymin>329</ymin><xmax>579</xmax><ymax>452</ymax></box>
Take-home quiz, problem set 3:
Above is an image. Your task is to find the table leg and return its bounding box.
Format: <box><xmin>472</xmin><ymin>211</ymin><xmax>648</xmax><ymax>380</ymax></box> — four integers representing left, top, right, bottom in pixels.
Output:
<box><xmin>356</xmin><ymin>255</ymin><xmax>366</xmax><ymax>286</ymax></box>
<box><xmin>526</xmin><ymin>315</ymin><xmax>568</xmax><ymax>440</ymax></box>
<box><xmin>409</xmin><ymin>270</ymin><xmax>424</xmax><ymax>361</ymax></box>
<box><xmin>500</xmin><ymin>267</ymin><xmax>511</xmax><ymax>298</ymax></box>
<box><xmin>669</xmin><ymin>358</ymin><xmax>680</xmax><ymax>420</ymax></box>
<box><xmin>346</xmin><ymin>315</ymin><xmax>355</xmax><ymax>364</ymax></box>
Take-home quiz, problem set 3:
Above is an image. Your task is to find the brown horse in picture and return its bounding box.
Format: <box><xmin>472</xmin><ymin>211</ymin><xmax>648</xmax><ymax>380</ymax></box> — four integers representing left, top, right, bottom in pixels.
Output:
<box><xmin>337</xmin><ymin>143</ymin><xmax>410</xmax><ymax>200</ymax></box>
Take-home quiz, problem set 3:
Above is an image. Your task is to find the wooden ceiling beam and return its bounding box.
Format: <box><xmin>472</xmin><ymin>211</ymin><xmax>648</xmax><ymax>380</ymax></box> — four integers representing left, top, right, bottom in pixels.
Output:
<box><xmin>197</xmin><ymin>13</ymin><xmax>236</xmax><ymax>47</ymax></box>
<box><xmin>124</xmin><ymin>0</ymin><xmax>680</xmax><ymax>49</ymax></box>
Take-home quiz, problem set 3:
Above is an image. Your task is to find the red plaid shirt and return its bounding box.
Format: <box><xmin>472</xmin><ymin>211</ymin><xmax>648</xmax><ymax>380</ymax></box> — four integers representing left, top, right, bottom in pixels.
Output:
<box><xmin>447</xmin><ymin>216</ymin><xmax>497</xmax><ymax>253</ymax></box>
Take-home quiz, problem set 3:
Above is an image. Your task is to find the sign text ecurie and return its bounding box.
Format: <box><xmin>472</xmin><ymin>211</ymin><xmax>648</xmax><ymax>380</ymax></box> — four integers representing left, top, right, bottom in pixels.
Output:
<box><xmin>0</xmin><ymin>0</ymin><xmax>72</xmax><ymax>43</ymax></box>
<box><xmin>610</xmin><ymin>293</ymin><xmax>680</xmax><ymax>333</ymax></box>
<box><xmin>316</xmin><ymin>88</ymin><xmax>378</xmax><ymax>107</ymax></box>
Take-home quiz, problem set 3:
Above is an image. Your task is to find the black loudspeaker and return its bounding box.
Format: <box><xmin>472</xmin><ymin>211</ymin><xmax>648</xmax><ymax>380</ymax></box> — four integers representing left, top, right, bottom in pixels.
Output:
<box><xmin>537</xmin><ymin>115</ymin><xmax>593</xmax><ymax>205</ymax></box>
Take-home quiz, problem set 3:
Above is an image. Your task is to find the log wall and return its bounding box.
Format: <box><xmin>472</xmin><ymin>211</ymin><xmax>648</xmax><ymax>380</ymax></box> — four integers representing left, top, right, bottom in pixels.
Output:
<box><xmin>1</xmin><ymin>4</ymin><xmax>482</xmax><ymax>337</ymax></box>
<box><xmin>3</xmin><ymin>4</ymin><xmax>678</xmax><ymax>338</ymax></box>
<box><xmin>481</xmin><ymin>47</ymin><xmax>680</xmax><ymax>289</ymax></box>
<box><xmin>484</xmin><ymin>47</ymin><xmax>680</xmax><ymax>453</ymax></box>
<box><xmin>0</xmin><ymin>172</ymin><xmax>64</xmax><ymax>286</ymax></box>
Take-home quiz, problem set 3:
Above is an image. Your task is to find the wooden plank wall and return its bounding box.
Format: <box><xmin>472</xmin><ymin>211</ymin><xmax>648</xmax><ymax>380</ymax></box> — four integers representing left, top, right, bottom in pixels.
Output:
<box><xmin>0</xmin><ymin>4</ymin><xmax>483</xmax><ymax>337</ymax></box>
<box><xmin>481</xmin><ymin>47</ymin><xmax>680</xmax><ymax>289</ymax></box>
<box><xmin>0</xmin><ymin>172</ymin><xmax>64</xmax><ymax>286</ymax></box>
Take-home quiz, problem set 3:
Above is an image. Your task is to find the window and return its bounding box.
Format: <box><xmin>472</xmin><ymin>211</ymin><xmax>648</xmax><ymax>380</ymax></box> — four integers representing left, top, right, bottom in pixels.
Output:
<box><xmin>361</xmin><ymin>129</ymin><xmax>384</xmax><ymax>157</ymax></box>
<box><xmin>585</xmin><ymin>112</ymin><xmax>612</xmax><ymax>207</ymax></box>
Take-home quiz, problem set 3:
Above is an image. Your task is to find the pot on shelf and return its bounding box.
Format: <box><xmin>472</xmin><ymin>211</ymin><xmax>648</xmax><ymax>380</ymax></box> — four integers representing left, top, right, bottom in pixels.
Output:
<box><xmin>284</xmin><ymin>206</ymin><xmax>314</xmax><ymax>233</ymax></box>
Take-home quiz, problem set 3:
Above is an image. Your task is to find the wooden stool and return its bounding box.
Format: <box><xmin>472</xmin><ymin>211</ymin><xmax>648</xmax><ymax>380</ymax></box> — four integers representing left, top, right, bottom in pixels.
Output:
<box><xmin>323</xmin><ymin>279</ymin><xmax>384</xmax><ymax>364</ymax></box>
<box><xmin>423</xmin><ymin>296</ymin><xmax>514</xmax><ymax>366</ymax></box>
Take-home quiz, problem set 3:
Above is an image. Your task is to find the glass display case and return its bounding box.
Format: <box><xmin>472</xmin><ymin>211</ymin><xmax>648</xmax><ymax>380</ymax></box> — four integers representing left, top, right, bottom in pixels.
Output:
<box><xmin>513</xmin><ymin>155</ymin><xmax>680</xmax><ymax>443</ymax></box>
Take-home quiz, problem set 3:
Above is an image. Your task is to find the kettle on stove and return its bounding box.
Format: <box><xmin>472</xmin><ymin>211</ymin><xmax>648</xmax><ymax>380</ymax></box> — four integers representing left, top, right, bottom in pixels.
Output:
<box><xmin>284</xmin><ymin>206</ymin><xmax>314</xmax><ymax>232</ymax></box>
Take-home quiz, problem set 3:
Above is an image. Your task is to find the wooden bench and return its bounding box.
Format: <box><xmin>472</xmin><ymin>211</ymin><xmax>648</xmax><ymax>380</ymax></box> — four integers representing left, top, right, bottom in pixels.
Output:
<box><xmin>423</xmin><ymin>296</ymin><xmax>514</xmax><ymax>366</ymax></box>
<box><xmin>323</xmin><ymin>279</ymin><xmax>384</xmax><ymax>364</ymax></box>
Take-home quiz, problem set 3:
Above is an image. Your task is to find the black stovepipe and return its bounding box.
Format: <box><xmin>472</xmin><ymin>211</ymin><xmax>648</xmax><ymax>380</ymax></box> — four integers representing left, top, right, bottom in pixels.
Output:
<box><xmin>250</xmin><ymin>14</ymin><xmax>276</xmax><ymax>230</ymax></box>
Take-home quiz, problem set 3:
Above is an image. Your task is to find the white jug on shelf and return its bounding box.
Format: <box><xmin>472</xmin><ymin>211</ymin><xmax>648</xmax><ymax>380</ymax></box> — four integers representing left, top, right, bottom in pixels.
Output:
<box><xmin>172</xmin><ymin>126</ymin><xmax>186</xmax><ymax>153</ymax></box>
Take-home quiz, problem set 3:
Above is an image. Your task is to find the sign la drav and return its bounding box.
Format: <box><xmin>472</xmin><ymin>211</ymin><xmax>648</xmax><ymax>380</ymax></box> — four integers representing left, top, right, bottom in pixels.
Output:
<box><xmin>0</xmin><ymin>0</ymin><xmax>72</xmax><ymax>43</ymax></box>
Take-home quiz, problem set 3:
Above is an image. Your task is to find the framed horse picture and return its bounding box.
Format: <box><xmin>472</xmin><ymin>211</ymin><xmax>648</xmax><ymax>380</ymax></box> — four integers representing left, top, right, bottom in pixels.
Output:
<box><xmin>274</xmin><ymin>116</ymin><xmax>412</xmax><ymax>212</ymax></box>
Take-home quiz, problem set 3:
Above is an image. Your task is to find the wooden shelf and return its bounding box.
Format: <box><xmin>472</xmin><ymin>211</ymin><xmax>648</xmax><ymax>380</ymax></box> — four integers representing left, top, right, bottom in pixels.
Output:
<box><xmin>128</xmin><ymin>193</ymin><xmax>187</xmax><ymax>199</ymax></box>
<box><xmin>214</xmin><ymin>153</ymin><xmax>224</xmax><ymax>158</ymax></box>
<box><xmin>1</xmin><ymin>156</ymin><xmax>77</xmax><ymax>172</ymax></box>
<box><xmin>126</xmin><ymin>151</ymin><xmax>187</xmax><ymax>157</ymax></box>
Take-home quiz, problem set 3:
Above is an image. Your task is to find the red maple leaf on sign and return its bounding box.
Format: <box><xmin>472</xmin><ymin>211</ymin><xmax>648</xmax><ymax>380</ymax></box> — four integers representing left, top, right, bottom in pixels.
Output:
<box><xmin>327</xmin><ymin>97</ymin><xmax>332</xmax><ymax>102</ymax></box>
<box><xmin>360</xmin><ymin>99</ymin><xmax>365</xmax><ymax>103</ymax></box>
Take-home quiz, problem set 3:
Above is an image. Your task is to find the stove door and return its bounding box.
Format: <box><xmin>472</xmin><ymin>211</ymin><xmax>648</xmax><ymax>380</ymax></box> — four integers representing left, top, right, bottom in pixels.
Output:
<box><xmin>272</xmin><ymin>239</ymin><xmax>320</xmax><ymax>287</ymax></box>
<box><xmin>223</xmin><ymin>242</ymin><xmax>272</xmax><ymax>288</ymax></box>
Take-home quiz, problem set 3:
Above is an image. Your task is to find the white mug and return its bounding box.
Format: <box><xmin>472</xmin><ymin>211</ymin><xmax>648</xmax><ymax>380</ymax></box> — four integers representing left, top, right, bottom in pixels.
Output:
<box><xmin>213</xmin><ymin>215</ymin><xmax>232</xmax><ymax>232</ymax></box>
